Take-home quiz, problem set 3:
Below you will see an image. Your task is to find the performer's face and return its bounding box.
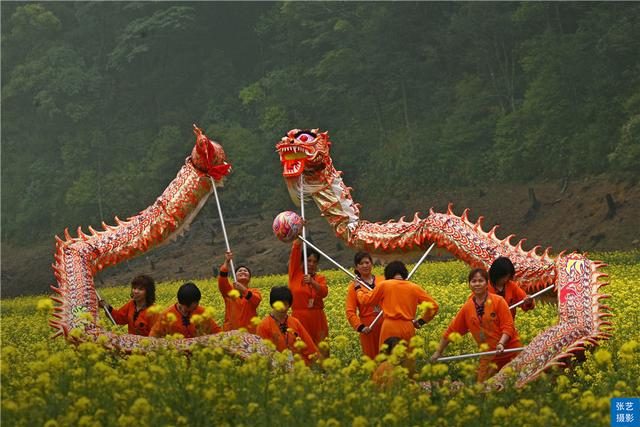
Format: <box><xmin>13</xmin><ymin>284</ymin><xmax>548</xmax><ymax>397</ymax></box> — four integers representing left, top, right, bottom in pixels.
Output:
<box><xmin>178</xmin><ymin>302</ymin><xmax>198</xmax><ymax>316</ymax></box>
<box><xmin>356</xmin><ymin>258</ymin><xmax>373</xmax><ymax>277</ymax></box>
<box><xmin>236</xmin><ymin>267</ymin><xmax>251</xmax><ymax>284</ymax></box>
<box><xmin>469</xmin><ymin>273</ymin><xmax>488</xmax><ymax>296</ymax></box>
<box><xmin>131</xmin><ymin>285</ymin><xmax>146</xmax><ymax>303</ymax></box>
<box><xmin>307</xmin><ymin>255</ymin><xmax>319</xmax><ymax>274</ymax></box>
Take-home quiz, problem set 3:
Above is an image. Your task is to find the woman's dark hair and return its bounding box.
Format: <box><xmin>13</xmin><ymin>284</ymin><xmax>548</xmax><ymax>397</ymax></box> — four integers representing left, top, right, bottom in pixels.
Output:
<box><xmin>177</xmin><ymin>282</ymin><xmax>201</xmax><ymax>306</ymax></box>
<box><xmin>235</xmin><ymin>264</ymin><xmax>252</xmax><ymax>278</ymax></box>
<box><xmin>384</xmin><ymin>261</ymin><xmax>408</xmax><ymax>280</ymax></box>
<box><xmin>353</xmin><ymin>251</ymin><xmax>373</xmax><ymax>277</ymax></box>
<box><xmin>382</xmin><ymin>336</ymin><xmax>402</xmax><ymax>355</ymax></box>
<box><xmin>489</xmin><ymin>257</ymin><xmax>516</xmax><ymax>285</ymax></box>
<box><xmin>467</xmin><ymin>268</ymin><xmax>489</xmax><ymax>283</ymax></box>
<box><xmin>131</xmin><ymin>274</ymin><xmax>156</xmax><ymax>306</ymax></box>
<box><xmin>270</xmin><ymin>286</ymin><xmax>293</xmax><ymax>307</ymax></box>
<box><xmin>302</xmin><ymin>247</ymin><xmax>320</xmax><ymax>264</ymax></box>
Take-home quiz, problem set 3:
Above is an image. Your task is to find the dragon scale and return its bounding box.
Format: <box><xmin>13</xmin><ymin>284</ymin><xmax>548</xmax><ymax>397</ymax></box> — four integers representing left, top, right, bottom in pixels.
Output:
<box><xmin>277</xmin><ymin>129</ymin><xmax>612</xmax><ymax>387</ymax></box>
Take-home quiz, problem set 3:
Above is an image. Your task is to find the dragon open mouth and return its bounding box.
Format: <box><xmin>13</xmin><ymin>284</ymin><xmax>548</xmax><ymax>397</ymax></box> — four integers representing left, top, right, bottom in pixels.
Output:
<box><xmin>279</xmin><ymin>145</ymin><xmax>308</xmax><ymax>177</ymax></box>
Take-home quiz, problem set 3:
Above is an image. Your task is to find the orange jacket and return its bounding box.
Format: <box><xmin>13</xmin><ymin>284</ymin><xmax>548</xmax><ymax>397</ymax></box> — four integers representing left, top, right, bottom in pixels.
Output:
<box><xmin>288</xmin><ymin>240</ymin><xmax>328</xmax><ymax>311</ymax></box>
<box><xmin>149</xmin><ymin>304</ymin><xmax>221</xmax><ymax>338</ymax></box>
<box><xmin>356</xmin><ymin>279</ymin><xmax>439</xmax><ymax>322</ymax></box>
<box><xmin>110</xmin><ymin>300</ymin><xmax>157</xmax><ymax>336</ymax></box>
<box><xmin>372</xmin><ymin>361</ymin><xmax>395</xmax><ymax>389</ymax></box>
<box><xmin>256</xmin><ymin>314</ymin><xmax>319</xmax><ymax>363</ymax></box>
<box><xmin>345</xmin><ymin>276</ymin><xmax>384</xmax><ymax>331</ymax></box>
<box><xmin>488</xmin><ymin>280</ymin><xmax>535</xmax><ymax>318</ymax></box>
<box><xmin>218</xmin><ymin>267</ymin><xmax>262</xmax><ymax>333</ymax></box>
<box><xmin>444</xmin><ymin>293</ymin><xmax>520</xmax><ymax>350</ymax></box>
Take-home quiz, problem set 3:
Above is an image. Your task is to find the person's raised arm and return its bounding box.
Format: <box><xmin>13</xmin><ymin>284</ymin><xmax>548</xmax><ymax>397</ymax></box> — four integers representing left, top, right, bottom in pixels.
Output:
<box><xmin>218</xmin><ymin>251</ymin><xmax>233</xmax><ymax>296</ymax></box>
<box><xmin>288</xmin><ymin>240</ymin><xmax>303</xmax><ymax>281</ymax></box>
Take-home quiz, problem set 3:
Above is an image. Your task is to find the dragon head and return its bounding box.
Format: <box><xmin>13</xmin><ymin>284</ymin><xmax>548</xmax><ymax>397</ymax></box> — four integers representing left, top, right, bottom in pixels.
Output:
<box><xmin>276</xmin><ymin>129</ymin><xmax>331</xmax><ymax>178</ymax></box>
<box><xmin>191</xmin><ymin>124</ymin><xmax>231</xmax><ymax>181</ymax></box>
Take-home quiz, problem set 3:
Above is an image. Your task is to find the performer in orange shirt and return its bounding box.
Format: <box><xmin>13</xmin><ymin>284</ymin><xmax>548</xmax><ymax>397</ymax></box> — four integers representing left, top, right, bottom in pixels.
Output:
<box><xmin>488</xmin><ymin>257</ymin><xmax>534</xmax><ymax>318</ymax></box>
<box><xmin>99</xmin><ymin>274</ymin><xmax>158</xmax><ymax>336</ymax></box>
<box><xmin>150</xmin><ymin>282</ymin><xmax>221</xmax><ymax>338</ymax></box>
<box><xmin>345</xmin><ymin>251</ymin><xmax>384</xmax><ymax>358</ymax></box>
<box><xmin>256</xmin><ymin>286</ymin><xmax>319</xmax><ymax>364</ymax></box>
<box><xmin>356</xmin><ymin>261</ymin><xmax>439</xmax><ymax>348</ymax></box>
<box><xmin>431</xmin><ymin>268</ymin><xmax>522</xmax><ymax>382</ymax></box>
<box><xmin>372</xmin><ymin>336</ymin><xmax>403</xmax><ymax>389</ymax></box>
<box><xmin>288</xmin><ymin>240</ymin><xmax>329</xmax><ymax>345</ymax></box>
<box><xmin>217</xmin><ymin>251</ymin><xmax>262</xmax><ymax>333</ymax></box>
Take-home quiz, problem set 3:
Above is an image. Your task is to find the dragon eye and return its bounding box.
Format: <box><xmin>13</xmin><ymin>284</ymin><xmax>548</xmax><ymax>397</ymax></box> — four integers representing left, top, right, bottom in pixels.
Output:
<box><xmin>295</xmin><ymin>132</ymin><xmax>316</xmax><ymax>143</ymax></box>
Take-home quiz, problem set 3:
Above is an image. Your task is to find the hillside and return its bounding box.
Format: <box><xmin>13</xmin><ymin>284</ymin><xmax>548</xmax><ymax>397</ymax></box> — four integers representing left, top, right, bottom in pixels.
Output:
<box><xmin>2</xmin><ymin>175</ymin><xmax>637</xmax><ymax>297</ymax></box>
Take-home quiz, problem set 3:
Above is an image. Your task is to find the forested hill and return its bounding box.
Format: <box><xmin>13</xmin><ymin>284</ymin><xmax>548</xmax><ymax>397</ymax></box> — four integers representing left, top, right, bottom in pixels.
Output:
<box><xmin>1</xmin><ymin>3</ymin><xmax>639</xmax><ymax>271</ymax></box>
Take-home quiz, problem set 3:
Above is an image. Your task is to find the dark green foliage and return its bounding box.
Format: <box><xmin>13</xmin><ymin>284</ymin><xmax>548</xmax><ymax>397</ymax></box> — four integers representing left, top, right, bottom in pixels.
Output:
<box><xmin>2</xmin><ymin>2</ymin><xmax>638</xmax><ymax>244</ymax></box>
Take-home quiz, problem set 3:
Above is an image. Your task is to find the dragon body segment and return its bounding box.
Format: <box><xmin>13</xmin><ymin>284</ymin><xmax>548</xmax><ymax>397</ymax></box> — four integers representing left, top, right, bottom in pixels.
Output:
<box><xmin>50</xmin><ymin>126</ymin><xmax>271</xmax><ymax>358</ymax></box>
<box><xmin>277</xmin><ymin>129</ymin><xmax>611</xmax><ymax>387</ymax></box>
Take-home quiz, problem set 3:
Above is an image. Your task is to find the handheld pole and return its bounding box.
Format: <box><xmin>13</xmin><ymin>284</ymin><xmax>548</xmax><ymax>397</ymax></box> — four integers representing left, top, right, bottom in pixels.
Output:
<box><xmin>509</xmin><ymin>284</ymin><xmax>555</xmax><ymax>310</ymax></box>
<box><xmin>297</xmin><ymin>236</ymin><xmax>372</xmax><ymax>291</ymax></box>
<box><xmin>95</xmin><ymin>290</ymin><xmax>117</xmax><ymax>325</ymax></box>
<box><xmin>299</xmin><ymin>176</ymin><xmax>308</xmax><ymax>275</ymax></box>
<box><xmin>211</xmin><ymin>180</ymin><xmax>236</xmax><ymax>283</ymax></box>
<box><xmin>368</xmin><ymin>310</ymin><xmax>385</xmax><ymax>329</ymax></box>
<box><xmin>296</xmin><ymin>236</ymin><xmax>385</xmax><ymax>330</ymax></box>
<box><xmin>436</xmin><ymin>347</ymin><xmax>524</xmax><ymax>362</ymax></box>
<box><xmin>407</xmin><ymin>242</ymin><xmax>436</xmax><ymax>280</ymax></box>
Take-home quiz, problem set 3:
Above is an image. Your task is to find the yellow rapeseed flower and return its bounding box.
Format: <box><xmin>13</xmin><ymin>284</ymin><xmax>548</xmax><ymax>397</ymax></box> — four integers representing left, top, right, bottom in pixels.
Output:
<box><xmin>593</xmin><ymin>349</ymin><xmax>612</xmax><ymax>367</ymax></box>
<box><xmin>228</xmin><ymin>289</ymin><xmax>241</xmax><ymax>299</ymax></box>
<box><xmin>293</xmin><ymin>338</ymin><xmax>307</xmax><ymax>350</ymax></box>
<box><xmin>448</xmin><ymin>332</ymin><xmax>463</xmax><ymax>344</ymax></box>
<box><xmin>352</xmin><ymin>415</ymin><xmax>368</xmax><ymax>427</ymax></box>
<box><xmin>272</xmin><ymin>301</ymin><xmax>286</xmax><ymax>312</ymax></box>
<box><xmin>36</xmin><ymin>298</ymin><xmax>54</xmax><ymax>312</ymax></box>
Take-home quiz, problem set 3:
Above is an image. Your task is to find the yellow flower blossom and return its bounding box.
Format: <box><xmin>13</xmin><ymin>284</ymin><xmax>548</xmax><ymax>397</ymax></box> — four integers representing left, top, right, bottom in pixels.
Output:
<box><xmin>272</xmin><ymin>300</ymin><xmax>286</xmax><ymax>312</ymax></box>
<box><xmin>36</xmin><ymin>298</ymin><xmax>54</xmax><ymax>312</ymax></box>
<box><xmin>593</xmin><ymin>349</ymin><xmax>612</xmax><ymax>366</ymax></box>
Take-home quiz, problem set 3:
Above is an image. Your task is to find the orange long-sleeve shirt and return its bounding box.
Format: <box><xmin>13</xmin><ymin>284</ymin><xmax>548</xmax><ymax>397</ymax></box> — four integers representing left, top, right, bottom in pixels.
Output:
<box><xmin>110</xmin><ymin>300</ymin><xmax>157</xmax><ymax>336</ymax></box>
<box><xmin>345</xmin><ymin>276</ymin><xmax>384</xmax><ymax>331</ymax></box>
<box><xmin>288</xmin><ymin>240</ymin><xmax>328</xmax><ymax>310</ymax></box>
<box><xmin>444</xmin><ymin>293</ymin><xmax>520</xmax><ymax>350</ymax></box>
<box><xmin>149</xmin><ymin>304</ymin><xmax>221</xmax><ymax>338</ymax></box>
<box><xmin>256</xmin><ymin>314</ymin><xmax>319</xmax><ymax>364</ymax></box>
<box><xmin>356</xmin><ymin>279</ymin><xmax>439</xmax><ymax>322</ymax></box>
<box><xmin>218</xmin><ymin>267</ymin><xmax>262</xmax><ymax>333</ymax></box>
<box><xmin>488</xmin><ymin>280</ymin><xmax>535</xmax><ymax>318</ymax></box>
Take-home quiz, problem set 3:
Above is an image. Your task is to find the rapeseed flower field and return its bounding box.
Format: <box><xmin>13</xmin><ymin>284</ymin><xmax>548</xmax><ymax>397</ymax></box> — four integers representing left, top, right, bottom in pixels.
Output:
<box><xmin>2</xmin><ymin>252</ymin><xmax>638</xmax><ymax>426</ymax></box>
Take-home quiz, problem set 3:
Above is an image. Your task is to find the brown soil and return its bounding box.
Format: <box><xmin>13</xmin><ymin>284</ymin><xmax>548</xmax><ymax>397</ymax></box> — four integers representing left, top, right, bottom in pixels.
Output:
<box><xmin>2</xmin><ymin>175</ymin><xmax>638</xmax><ymax>298</ymax></box>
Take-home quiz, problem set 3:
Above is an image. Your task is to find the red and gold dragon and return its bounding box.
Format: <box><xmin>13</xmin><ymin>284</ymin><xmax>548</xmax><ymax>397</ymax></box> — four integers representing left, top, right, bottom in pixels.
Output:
<box><xmin>276</xmin><ymin>129</ymin><xmax>612</xmax><ymax>387</ymax></box>
<box><xmin>49</xmin><ymin>125</ymin><xmax>272</xmax><ymax>358</ymax></box>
